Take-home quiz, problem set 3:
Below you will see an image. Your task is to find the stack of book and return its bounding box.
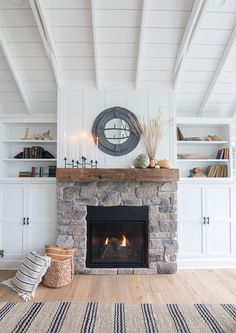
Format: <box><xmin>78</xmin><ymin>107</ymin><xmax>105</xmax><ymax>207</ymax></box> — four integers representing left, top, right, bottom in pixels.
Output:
<box><xmin>216</xmin><ymin>148</ymin><xmax>229</xmax><ymax>159</ymax></box>
<box><xmin>23</xmin><ymin>146</ymin><xmax>44</xmax><ymax>159</ymax></box>
<box><xmin>207</xmin><ymin>165</ymin><xmax>228</xmax><ymax>177</ymax></box>
<box><xmin>31</xmin><ymin>166</ymin><xmax>56</xmax><ymax>177</ymax></box>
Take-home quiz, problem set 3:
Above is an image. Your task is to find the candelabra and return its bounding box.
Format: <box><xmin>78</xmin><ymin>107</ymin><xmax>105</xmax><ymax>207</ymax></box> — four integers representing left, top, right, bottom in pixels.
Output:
<box><xmin>64</xmin><ymin>156</ymin><xmax>98</xmax><ymax>168</ymax></box>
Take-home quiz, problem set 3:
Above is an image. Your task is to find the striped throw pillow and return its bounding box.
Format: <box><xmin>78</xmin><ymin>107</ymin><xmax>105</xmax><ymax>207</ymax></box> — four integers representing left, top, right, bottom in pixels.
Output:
<box><xmin>1</xmin><ymin>251</ymin><xmax>51</xmax><ymax>301</ymax></box>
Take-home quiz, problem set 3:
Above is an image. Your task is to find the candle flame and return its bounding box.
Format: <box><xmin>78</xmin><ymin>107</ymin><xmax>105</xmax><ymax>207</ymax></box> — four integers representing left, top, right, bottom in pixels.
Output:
<box><xmin>105</xmin><ymin>237</ymin><xmax>109</xmax><ymax>245</ymax></box>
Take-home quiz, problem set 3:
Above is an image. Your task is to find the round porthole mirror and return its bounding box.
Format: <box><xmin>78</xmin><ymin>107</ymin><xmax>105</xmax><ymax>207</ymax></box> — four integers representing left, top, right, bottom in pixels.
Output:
<box><xmin>92</xmin><ymin>107</ymin><xmax>140</xmax><ymax>156</ymax></box>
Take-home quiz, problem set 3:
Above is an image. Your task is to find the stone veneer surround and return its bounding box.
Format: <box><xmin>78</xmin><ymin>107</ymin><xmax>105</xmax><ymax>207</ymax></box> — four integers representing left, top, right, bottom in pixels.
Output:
<box><xmin>57</xmin><ymin>181</ymin><xmax>178</xmax><ymax>275</ymax></box>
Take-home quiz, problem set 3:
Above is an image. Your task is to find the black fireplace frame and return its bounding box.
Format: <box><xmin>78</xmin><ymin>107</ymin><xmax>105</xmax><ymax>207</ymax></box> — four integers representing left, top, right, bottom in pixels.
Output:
<box><xmin>86</xmin><ymin>206</ymin><xmax>149</xmax><ymax>268</ymax></box>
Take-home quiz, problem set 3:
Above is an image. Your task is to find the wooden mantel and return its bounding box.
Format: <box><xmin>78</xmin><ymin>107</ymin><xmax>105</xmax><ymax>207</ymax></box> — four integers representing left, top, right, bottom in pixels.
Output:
<box><xmin>56</xmin><ymin>168</ymin><xmax>179</xmax><ymax>182</ymax></box>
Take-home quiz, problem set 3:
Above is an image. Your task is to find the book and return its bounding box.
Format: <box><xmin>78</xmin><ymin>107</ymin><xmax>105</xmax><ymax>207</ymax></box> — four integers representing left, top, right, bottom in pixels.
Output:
<box><xmin>19</xmin><ymin>171</ymin><xmax>32</xmax><ymax>177</ymax></box>
<box><xmin>177</xmin><ymin>127</ymin><xmax>184</xmax><ymax>141</ymax></box>
<box><xmin>23</xmin><ymin>147</ymin><xmax>30</xmax><ymax>159</ymax></box>
<box><xmin>40</xmin><ymin>167</ymin><xmax>49</xmax><ymax>177</ymax></box>
<box><xmin>48</xmin><ymin>165</ymin><xmax>56</xmax><ymax>177</ymax></box>
<box><xmin>216</xmin><ymin>148</ymin><xmax>229</xmax><ymax>160</ymax></box>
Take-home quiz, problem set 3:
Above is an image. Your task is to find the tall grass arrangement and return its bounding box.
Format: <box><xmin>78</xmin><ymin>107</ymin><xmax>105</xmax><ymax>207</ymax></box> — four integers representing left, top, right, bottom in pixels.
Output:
<box><xmin>131</xmin><ymin>108</ymin><xmax>171</xmax><ymax>161</ymax></box>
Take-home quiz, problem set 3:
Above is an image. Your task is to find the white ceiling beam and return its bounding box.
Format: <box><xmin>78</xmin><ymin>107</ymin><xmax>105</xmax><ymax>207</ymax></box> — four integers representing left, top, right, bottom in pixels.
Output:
<box><xmin>0</xmin><ymin>34</ymin><xmax>32</xmax><ymax>114</ymax></box>
<box><xmin>91</xmin><ymin>0</ymin><xmax>101</xmax><ymax>90</ymax></box>
<box><xmin>198</xmin><ymin>24</ymin><xmax>236</xmax><ymax>116</ymax></box>
<box><xmin>135</xmin><ymin>0</ymin><xmax>147</xmax><ymax>90</ymax></box>
<box><xmin>173</xmin><ymin>0</ymin><xmax>208</xmax><ymax>88</ymax></box>
<box><xmin>29</xmin><ymin>0</ymin><xmax>62</xmax><ymax>89</ymax></box>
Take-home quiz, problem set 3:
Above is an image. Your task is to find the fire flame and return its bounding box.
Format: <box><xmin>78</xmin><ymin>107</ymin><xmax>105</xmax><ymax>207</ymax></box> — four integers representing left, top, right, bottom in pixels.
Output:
<box><xmin>120</xmin><ymin>234</ymin><xmax>128</xmax><ymax>247</ymax></box>
<box><xmin>104</xmin><ymin>235</ymin><xmax>129</xmax><ymax>247</ymax></box>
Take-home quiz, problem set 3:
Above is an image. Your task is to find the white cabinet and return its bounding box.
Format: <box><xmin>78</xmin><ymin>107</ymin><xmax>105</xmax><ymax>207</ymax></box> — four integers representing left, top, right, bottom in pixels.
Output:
<box><xmin>178</xmin><ymin>182</ymin><xmax>235</xmax><ymax>268</ymax></box>
<box><xmin>0</xmin><ymin>182</ymin><xmax>57</xmax><ymax>268</ymax></box>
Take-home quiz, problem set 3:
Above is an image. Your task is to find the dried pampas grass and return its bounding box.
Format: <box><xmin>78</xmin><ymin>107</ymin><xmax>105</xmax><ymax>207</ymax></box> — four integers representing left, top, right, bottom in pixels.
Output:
<box><xmin>131</xmin><ymin>108</ymin><xmax>171</xmax><ymax>160</ymax></box>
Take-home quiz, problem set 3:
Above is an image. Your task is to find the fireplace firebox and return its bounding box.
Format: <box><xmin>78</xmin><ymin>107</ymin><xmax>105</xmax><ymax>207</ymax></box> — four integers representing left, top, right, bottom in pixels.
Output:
<box><xmin>86</xmin><ymin>206</ymin><xmax>148</xmax><ymax>268</ymax></box>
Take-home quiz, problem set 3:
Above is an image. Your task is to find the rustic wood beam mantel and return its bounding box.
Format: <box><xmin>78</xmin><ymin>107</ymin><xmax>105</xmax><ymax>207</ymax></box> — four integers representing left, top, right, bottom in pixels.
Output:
<box><xmin>56</xmin><ymin>168</ymin><xmax>179</xmax><ymax>182</ymax></box>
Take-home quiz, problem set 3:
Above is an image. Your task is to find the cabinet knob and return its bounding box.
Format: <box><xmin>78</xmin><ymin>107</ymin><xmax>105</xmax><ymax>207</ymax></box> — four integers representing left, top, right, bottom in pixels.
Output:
<box><xmin>26</xmin><ymin>217</ymin><xmax>29</xmax><ymax>225</ymax></box>
<box><xmin>207</xmin><ymin>217</ymin><xmax>210</xmax><ymax>224</ymax></box>
<box><xmin>203</xmin><ymin>217</ymin><xmax>206</xmax><ymax>224</ymax></box>
<box><xmin>23</xmin><ymin>217</ymin><xmax>26</xmax><ymax>225</ymax></box>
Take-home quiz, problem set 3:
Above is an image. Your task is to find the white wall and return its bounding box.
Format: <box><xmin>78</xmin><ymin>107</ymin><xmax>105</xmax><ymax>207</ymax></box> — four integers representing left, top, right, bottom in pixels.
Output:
<box><xmin>57</xmin><ymin>83</ymin><xmax>175</xmax><ymax>168</ymax></box>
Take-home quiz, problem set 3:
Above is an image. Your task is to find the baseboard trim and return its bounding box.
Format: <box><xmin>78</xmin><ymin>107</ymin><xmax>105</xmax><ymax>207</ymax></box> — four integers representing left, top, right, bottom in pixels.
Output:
<box><xmin>1</xmin><ymin>258</ymin><xmax>236</xmax><ymax>271</ymax></box>
<box><xmin>0</xmin><ymin>260</ymin><xmax>22</xmax><ymax>270</ymax></box>
<box><xmin>178</xmin><ymin>258</ymin><xmax>236</xmax><ymax>269</ymax></box>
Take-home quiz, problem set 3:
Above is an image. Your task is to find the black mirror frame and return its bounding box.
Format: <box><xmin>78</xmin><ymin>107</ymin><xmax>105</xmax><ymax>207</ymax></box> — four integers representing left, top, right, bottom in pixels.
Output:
<box><xmin>92</xmin><ymin>106</ymin><xmax>140</xmax><ymax>156</ymax></box>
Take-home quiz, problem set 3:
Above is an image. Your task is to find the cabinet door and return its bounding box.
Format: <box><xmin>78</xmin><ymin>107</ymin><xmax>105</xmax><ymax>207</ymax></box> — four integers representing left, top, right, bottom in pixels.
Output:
<box><xmin>0</xmin><ymin>184</ymin><xmax>27</xmax><ymax>259</ymax></box>
<box><xmin>206</xmin><ymin>185</ymin><xmax>233</xmax><ymax>257</ymax></box>
<box><xmin>26</xmin><ymin>184</ymin><xmax>57</xmax><ymax>255</ymax></box>
<box><xmin>178</xmin><ymin>184</ymin><xmax>206</xmax><ymax>257</ymax></box>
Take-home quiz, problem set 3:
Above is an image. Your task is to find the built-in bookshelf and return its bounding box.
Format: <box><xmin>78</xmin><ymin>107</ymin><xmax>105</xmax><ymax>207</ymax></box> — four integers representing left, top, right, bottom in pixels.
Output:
<box><xmin>176</xmin><ymin>119</ymin><xmax>232</xmax><ymax>179</ymax></box>
<box><xmin>0</xmin><ymin>118</ymin><xmax>57</xmax><ymax>179</ymax></box>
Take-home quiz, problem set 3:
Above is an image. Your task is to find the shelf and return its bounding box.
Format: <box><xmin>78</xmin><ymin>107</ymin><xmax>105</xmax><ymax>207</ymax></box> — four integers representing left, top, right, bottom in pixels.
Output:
<box><xmin>0</xmin><ymin>177</ymin><xmax>56</xmax><ymax>184</ymax></box>
<box><xmin>177</xmin><ymin>141</ymin><xmax>229</xmax><ymax>145</ymax></box>
<box><xmin>177</xmin><ymin>159</ymin><xmax>230</xmax><ymax>162</ymax></box>
<box><xmin>180</xmin><ymin>177</ymin><xmax>233</xmax><ymax>183</ymax></box>
<box><xmin>3</xmin><ymin>159</ymin><xmax>57</xmax><ymax>162</ymax></box>
<box><xmin>3</xmin><ymin>140</ymin><xmax>57</xmax><ymax>143</ymax></box>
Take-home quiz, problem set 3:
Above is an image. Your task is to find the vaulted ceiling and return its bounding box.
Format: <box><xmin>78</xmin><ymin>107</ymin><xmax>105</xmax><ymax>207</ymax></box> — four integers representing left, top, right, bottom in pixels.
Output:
<box><xmin>1</xmin><ymin>0</ymin><xmax>236</xmax><ymax>118</ymax></box>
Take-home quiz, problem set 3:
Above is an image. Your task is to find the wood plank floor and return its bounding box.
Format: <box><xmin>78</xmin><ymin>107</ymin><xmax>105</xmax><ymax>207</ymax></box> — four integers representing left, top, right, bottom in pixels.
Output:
<box><xmin>0</xmin><ymin>269</ymin><xmax>236</xmax><ymax>304</ymax></box>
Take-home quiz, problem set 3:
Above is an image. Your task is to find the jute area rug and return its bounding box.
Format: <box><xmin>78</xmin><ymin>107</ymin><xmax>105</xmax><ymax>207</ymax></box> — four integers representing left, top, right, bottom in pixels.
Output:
<box><xmin>0</xmin><ymin>302</ymin><xmax>235</xmax><ymax>333</ymax></box>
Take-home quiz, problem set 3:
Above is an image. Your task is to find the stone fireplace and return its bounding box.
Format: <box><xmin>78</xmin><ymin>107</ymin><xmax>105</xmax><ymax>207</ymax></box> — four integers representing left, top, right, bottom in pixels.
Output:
<box><xmin>56</xmin><ymin>168</ymin><xmax>179</xmax><ymax>274</ymax></box>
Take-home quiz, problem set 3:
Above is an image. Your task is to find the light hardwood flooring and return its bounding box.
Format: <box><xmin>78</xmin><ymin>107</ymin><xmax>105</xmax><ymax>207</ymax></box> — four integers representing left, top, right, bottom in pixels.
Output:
<box><xmin>0</xmin><ymin>269</ymin><xmax>236</xmax><ymax>304</ymax></box>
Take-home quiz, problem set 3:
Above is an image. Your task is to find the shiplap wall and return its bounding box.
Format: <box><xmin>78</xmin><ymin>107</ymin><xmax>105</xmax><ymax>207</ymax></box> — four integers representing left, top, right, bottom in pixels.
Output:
<box><xmin>57</xmin><ymin>83</ymin><xmax>175</xmax><ymax>168</ymax></box>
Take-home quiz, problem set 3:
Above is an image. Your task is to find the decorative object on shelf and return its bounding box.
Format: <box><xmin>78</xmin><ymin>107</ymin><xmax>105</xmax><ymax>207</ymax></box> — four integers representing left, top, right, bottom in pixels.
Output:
<box><xmin>21</xmin><ymin>128</ymin><xmax>53</xmax><ymax>140</ymax></box>
<box><xmin>178</xmin><ymin>153</ymin><xmax>211</xmax><ymax>159</ymax></box>
<box><xmin>0</xmin><ymin>250</ymin><xmax>4</xmax><ymax>258</ymax></box>
<box><xmin>206</xmin><ymin>135</ymin><xmax>223</xmax><ymax>141</ymax></box>
<box><xmin>177</xmin><ymin>127</ymin><xmax>184</xmax><ymax>141</ymax></box>
<box><xmin>131</xmin><ymin>108</ymin><xmax>171</xmax><ymax>167</ymax></box>
<box><xmin>134</xmin><ymin>154</ymin><xmax>150</xmax><ymax>168</ymax></box>
<box><xmin>184</xmin><ymin>137</ymin><xmax>201</xmax><ymax>141</ymax></box>
<box><xmin>92</xmin><ymin>106</ymin><xmax>140</xmax><ymax>156</ymax></box>
<box><xmin>44</xmin><ymin>150</ymin><xmax>55</xmax><ymax>159</ymax></box>
<box><xmin>189</xmin><ymin>167</ymin><xmax>207</xmax><ymax>178</ymax></box>
<box><xmin>158</xmin><ymin>159</ymin><xmax>172</xmax><ymax>169</ymax></box>
<box><xmin>1</xmin><ymin>251</ymin><xmax>51</xmax><ymax>301</ymax></box>
<box><xmin>14</xmin><ymin>152</ymin><xmax>23</xmax><ymax>159</ymax></box>
<box><xmin>149</xmin><ymin>158</ymin><xmax>156</xmax><ymax>168</ymax></box>
<box><xmin>21</xmin><ymin>127</ymin><xmax>30</xmax><ymax>140</ymax></box>
<box><xmin>33</xmin><ymin>130</ymin><xmax>53</xmax><ymax>140</ymax></box>
<box><xmin>64</xmin><ymin>156</ymin><xmax>98</xmax><ymax>169</ymax></box>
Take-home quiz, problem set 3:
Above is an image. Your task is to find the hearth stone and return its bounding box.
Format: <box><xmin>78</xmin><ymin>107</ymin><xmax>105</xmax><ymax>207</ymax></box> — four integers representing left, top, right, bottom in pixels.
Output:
<box><xmin>57</xmin><ymin>181</ymin><xmax>178</xmax><ymax>274</ymax></box>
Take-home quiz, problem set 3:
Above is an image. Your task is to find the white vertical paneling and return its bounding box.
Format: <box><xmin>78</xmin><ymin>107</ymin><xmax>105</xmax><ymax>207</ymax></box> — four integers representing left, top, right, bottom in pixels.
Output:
<box><xmin>104</xmin><ymin>91</ymin><xmax>127</xmax><ymax>109</ymax></box>
<box><xmin>58</xmin><ymin>86</ymin><xmax>173</xmax><ymax>168</ymax></box>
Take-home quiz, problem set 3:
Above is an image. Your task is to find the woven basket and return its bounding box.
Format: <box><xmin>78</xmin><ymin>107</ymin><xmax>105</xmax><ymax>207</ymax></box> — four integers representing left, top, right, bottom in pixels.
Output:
<box><xmin>42</xmin><ymin>256</ymin><xmax>74</xmax><ymax>288</ymax></box>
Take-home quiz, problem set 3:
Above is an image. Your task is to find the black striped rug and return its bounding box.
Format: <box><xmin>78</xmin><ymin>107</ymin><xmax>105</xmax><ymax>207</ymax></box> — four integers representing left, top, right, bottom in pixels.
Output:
<box><xmin>0</xmin><ymin>302</ymin><xmax>235</xmax><ymax>333</ymax></box>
